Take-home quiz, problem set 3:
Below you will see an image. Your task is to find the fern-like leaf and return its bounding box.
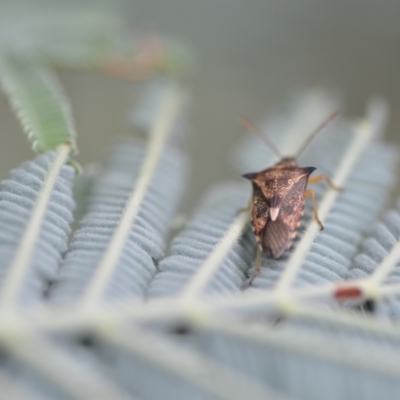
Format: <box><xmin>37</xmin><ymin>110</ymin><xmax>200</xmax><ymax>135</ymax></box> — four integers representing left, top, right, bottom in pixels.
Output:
<box><xmin>70</xmin><ymin>164</ymin><xmax>99</xmax><ymax>233</ymax></box>
<box><xmin>0</xmin><ymin>153</ymin><xmax>74</xmax><ymax>305</ymax></box>
<box><xmin>50</xmin><ymin>139</ymin><xmax>188</xmax><ymax>304</ymax></box>
<box><xmin>1</xmin><ymin>81</ymin><xmax>399</xmax><ymax>400</ymax></box>
<box><xmin>95</xmin><ymin>326</ymin><xmax>287</xmax><ymax>400</ymax></box>
<box><xmin>0</xmin><ymin>333</ymin><xmax>130</xmax><ymax>400</ymax></box>
<box><xmin>180</xmin><ymin>316</ymin><xmax>400</xmax><ymax>400</ymax></box>
<box><xmin>147</xmin><ymin>183</ymin><xmax>254</xmax><ymax>298</ymax></box>
<box><xmin>0</xmin><ymin>55</ymin><xmax>77</xmax><ymax>153</ymax></box>
<box><xmin>348</xmin><ymin>195</ymin><xmax>400</xmax><ymax>317</ymax></box>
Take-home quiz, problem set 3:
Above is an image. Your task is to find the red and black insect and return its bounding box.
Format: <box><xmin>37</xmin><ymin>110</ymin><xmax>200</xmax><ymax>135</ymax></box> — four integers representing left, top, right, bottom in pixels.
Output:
<box><xmin>240</xmin><ymin>111</ymin><xmax>340</xmax><ymax>283</ymax></box>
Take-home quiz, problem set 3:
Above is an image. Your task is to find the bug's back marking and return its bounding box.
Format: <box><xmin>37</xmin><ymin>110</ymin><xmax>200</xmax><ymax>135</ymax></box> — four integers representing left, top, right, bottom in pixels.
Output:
<box><xmin>246</xmin><ymin>160</ymin><xmax>315</xmax><ymax>258</ymax></box>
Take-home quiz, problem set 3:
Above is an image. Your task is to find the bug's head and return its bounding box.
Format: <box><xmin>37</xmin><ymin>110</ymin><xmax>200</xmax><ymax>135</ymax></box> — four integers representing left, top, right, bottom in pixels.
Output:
<box><xmin>276</xmin><ymin>157</ymin><xmax>297</xmax><ymax>167</ymax></box>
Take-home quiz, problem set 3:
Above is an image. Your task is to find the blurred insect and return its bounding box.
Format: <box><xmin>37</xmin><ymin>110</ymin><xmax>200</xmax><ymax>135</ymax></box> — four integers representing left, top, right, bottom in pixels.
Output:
<box><xmin>240</xmin><ymin>111</ymin><xmax>340</xmax><ymax>284</ymax></box>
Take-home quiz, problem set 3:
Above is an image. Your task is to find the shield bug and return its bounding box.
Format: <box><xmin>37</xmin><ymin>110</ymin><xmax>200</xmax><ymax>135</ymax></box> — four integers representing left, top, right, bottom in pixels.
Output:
<box><xmin>240</xmin><ymin>111</ymin><xmax>340</xmax><ymax>284</ymax></box>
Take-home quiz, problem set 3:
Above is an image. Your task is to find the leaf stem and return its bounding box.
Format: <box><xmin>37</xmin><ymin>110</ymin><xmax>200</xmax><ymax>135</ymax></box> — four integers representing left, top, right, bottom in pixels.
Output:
<box><xmin>0</xmin><ymin>280</ymin><xmax>348</xmax><ymax>334</ymax></box>
<box><xmin>81</xmin><ymin>84</ymin><xmax>184</xmax><ymax>308</ymax></box>
<box><xmin>0</xmin><ymin>277</ymin><xmax>396</xmax><ymax>338</ymax></box>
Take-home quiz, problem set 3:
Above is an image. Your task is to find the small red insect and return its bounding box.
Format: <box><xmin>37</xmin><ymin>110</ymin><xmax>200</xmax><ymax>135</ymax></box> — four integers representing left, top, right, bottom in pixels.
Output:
<box><xmin>240</xmin><ymin>111</ymin><xmax>340</xmax><ymax>283</ymax></box>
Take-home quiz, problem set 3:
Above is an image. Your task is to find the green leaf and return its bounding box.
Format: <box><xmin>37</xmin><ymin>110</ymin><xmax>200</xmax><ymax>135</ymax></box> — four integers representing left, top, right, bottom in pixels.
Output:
<box><xmin>0</xmin><ymin>4</ymin><xmax>118</xmax><ymax>69</ymax></box>
<box><xmin>0</xmin><ymin>55</ymin><xmax>77</xmax><ymax>154</ymax></box>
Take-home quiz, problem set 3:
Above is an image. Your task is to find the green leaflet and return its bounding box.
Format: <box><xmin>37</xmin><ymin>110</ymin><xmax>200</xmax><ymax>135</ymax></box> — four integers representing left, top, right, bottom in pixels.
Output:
<box><xmin>0</xmin><ymin>54</ymin><xmax>77</xmax><ymax>154</ymax></box>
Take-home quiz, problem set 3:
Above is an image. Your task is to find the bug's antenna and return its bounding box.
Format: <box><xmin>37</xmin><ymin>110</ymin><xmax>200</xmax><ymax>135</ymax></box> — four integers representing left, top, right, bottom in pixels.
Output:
<box><xmin>239</xmin><ymin>116</ymin><xmax>282</xmax><ymax>158</ymax></box>
<box><xmin>295</xmin><ymin>110</ymin><xmax>340</xmax><ymax>158</ymax></box>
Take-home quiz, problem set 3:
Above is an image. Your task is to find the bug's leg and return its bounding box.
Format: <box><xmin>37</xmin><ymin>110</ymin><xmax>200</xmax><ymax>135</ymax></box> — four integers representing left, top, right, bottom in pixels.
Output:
<box><xmin>305</xmin><ymin>189</ymin><xmax>324</xmax><ymax>230</ymax></box>
<box><xmin>249</xmin><ymin>246</ymin><xmax>262</xmax><ymax>285</ymax></box>
<box><xmin>236</xmin><ymin>197</ymin><xmax>253</xmax><ymax>216</ymax></box>
<box><xmin>308</xmin><ymin>174</ymin><xmax>341</xmax><ymax>191</ymax></box>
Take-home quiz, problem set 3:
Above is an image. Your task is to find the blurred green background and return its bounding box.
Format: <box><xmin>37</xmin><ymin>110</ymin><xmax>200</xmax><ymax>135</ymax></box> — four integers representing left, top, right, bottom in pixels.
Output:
<box><xmin>1</xmin><ymin>0</ymin><xmax>399</xmax><ymax>210</ymax></box>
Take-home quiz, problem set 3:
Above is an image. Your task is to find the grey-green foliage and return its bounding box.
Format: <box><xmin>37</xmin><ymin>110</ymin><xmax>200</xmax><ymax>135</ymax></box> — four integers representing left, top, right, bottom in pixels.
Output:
<box><xmin>351</xmin><ymin>205</ymin><xmax>400</xmax><ymax>282</ymax></box>
<box><xmin>183</xmin><ymin>318</ymin><xmax>400</xmax><ymax>400</ymax></box>
<box><xmin>0</xmin><ymin>153</ymin><xmax>74</xmax><ymax>305</ymax></box>
<box><xmin>147</xmin><ymin>183</ymin><xmax>255</xmax><ymax>298</ymax></box>
<box><xmin>50</xmin><ymin>138</ymin><xmax>188</xmax><ymax>304</ymax></box>
<box><xmin>349</xmin><ymin>200</ymin><xmax>400</xmax><ymax>318</ymax></box>
<box><xmin>2</xmin><ymin>5</ymin><xmax>400</xmax><ymax>396</ymax></box>
<box><xmin>1</xmin><ymin>86</ymin><xmax>400</xmax><ymax>399</ymax></box>
<box><xmin>70</xmin><ymin>164</ymin><xmax>99</xmax><ymax>232</ymax></box>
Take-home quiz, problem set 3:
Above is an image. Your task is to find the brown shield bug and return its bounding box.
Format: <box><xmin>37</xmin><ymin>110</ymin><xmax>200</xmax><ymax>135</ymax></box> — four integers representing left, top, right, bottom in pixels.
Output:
<box><xmin>240</xmin><ymin>111</ymin><xmax>340</xmax><ymax>284</ymax></box>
